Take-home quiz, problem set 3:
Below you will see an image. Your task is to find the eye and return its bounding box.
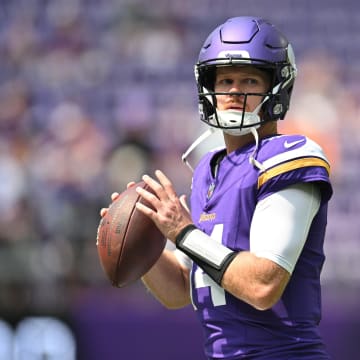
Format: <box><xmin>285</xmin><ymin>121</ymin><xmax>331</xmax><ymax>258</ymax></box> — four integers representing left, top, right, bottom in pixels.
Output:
<box><xmin>217</xmin><ymin>78</ymin><xmax>233</xmax><ymax>86</ymax></box>
<box><xmin>242</xmin><ymin>77</ymin><xmax>259</xmax><ymax>85</ymax></box>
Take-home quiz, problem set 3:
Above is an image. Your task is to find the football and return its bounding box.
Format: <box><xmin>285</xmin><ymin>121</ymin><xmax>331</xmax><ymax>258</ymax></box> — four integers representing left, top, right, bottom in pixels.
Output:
<box><xmin>97</xmin><ymin>181</ymin><xmax>166</xmax><ymax>287</ymax></box>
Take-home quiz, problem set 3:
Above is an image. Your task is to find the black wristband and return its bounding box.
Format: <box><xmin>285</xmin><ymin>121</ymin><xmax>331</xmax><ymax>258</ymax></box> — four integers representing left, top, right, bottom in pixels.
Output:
<box><xmin>194</xmin><ymin>251</ymin><xmax>237</xmax><ymax>285</ymax></box>
<box><xmin>175</xmin><ymin>224</ymin><xmax>237</xmax><ymax>285</ymax></box>
<box><xmin>175</xmin><ymin>224</ymin><xmax>198</xmax><ymax>246</ymax></box>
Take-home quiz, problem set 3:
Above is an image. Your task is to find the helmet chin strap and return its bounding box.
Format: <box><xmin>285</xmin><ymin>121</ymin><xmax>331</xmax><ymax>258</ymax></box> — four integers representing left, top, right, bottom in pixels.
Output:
<box><xmin>216</xmin><ymin>101</ymin><xmax>265</xmax><ymax>170</ymax></box>
<box><xmin>215</xmin><ymin>110</ymin><xmax>260</xmax><ymax>136</ymax></box>
<box><xmin>212</xmin><ymin>93</ymin><xmax>267</xmax><ymax>136</ymax></box>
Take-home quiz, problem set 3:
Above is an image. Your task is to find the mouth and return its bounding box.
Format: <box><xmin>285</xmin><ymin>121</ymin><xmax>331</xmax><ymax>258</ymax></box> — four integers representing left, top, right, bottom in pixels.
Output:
<box><xmin>225</xmin><ymin>101</ymin><xmax>244</xmax><ymax>111</ymax></box>
<box><xmin>226</xmin><ymin>106</ymin><xmax>244</xmax><ymax>111</ymax></box>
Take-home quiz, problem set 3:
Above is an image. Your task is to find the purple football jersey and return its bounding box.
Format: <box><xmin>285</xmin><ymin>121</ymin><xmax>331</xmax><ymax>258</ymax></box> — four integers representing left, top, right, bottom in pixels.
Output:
<box><xmin>190</xmin><ymin>134</ymin><xmax>332</xmax><ymax>359</ymax></box>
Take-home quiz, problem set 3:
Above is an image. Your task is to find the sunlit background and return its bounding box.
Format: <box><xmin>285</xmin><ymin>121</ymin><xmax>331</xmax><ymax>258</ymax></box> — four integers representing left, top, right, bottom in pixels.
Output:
<box><xmin>0</xmin><ymin>0</ymin><xmax>359</xmax><ymax>359</ymax></box>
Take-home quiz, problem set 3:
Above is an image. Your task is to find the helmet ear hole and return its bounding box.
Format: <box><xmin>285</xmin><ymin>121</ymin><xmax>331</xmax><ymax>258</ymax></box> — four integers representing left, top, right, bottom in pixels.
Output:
<box><xmin>265</xmin><ymin>93</ymin><xmax>289</xmax><ymax>120</ymax></box>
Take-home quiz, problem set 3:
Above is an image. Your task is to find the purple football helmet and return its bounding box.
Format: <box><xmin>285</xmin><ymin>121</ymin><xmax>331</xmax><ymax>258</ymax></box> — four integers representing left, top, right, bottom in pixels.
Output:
<box><xmin>195</xmin><ymin>17</ymin><xmax>297</xmax><ymax>135</ymax></box>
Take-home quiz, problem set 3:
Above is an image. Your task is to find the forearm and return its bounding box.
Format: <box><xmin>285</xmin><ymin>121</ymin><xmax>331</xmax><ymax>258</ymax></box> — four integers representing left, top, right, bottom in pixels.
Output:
<box><xmin>176</xmin><ymin>227</ymin><xmax>290</xmax><ymax>310</ymax></box>
<box><xmin>141</xmin><ymin>249</ymin><xmax>191</xmax><ymax>309</ymax></box>
<box><xmin>221</xmin><ymin>251</ymin><xmax>290</xmax><ymax>311</ymax></box>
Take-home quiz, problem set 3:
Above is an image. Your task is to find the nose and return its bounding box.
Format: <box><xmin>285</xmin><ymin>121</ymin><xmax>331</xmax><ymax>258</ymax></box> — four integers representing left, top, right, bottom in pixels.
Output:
<box><xmin>228</xmin><ymin>82</ymin><xmax>244</xmax><ymax>97</ymax></box>
<box><xmin>229</xmin><ymin>90</ymin><xmax>241</xmax><ymax>97</ymax></box>
<box><xmin>228</xmin><ymin>86</ymin><xmax>245</xmax><ymax>100</ymax></box>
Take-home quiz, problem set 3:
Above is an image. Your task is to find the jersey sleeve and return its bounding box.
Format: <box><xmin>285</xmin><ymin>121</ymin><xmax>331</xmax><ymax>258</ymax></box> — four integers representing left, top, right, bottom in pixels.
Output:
<box><xmin>257</xmin><ymin>136</ymin><xmax>333</xmax><ymax>203</ymax></box>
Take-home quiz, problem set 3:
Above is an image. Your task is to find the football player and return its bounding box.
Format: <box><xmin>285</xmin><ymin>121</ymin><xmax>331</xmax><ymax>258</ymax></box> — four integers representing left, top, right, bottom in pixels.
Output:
<box><xmin>106</xmin><ymin>17</ymin><xmax>333</xmax><ymax>359</ymax></box>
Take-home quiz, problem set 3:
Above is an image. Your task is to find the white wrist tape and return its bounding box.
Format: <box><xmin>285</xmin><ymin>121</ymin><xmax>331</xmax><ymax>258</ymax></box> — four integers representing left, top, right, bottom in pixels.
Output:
<box><xmin>176</xmin><ymin>224</ymin><xmax>237</xmax><ymax>285</ymax></box>
<box><xmin>181</xmin><ymin>229</ymin><xmax>235</xmax><ymax>269</ymax></box>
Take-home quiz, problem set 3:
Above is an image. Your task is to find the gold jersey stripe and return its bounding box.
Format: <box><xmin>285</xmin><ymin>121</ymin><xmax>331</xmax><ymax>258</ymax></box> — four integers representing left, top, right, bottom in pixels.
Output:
<box><xmin>258</xmin><ymin>157</ymin><xmax>331</xmax><ymax>189</ymax></box>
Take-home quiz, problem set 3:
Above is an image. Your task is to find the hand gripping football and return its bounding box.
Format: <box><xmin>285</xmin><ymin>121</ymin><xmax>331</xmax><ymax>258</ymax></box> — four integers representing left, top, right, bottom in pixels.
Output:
<box><xmin>97</xmin><ymin>181</ymin><xmax>166</xmax><ymax>287</ymax></box>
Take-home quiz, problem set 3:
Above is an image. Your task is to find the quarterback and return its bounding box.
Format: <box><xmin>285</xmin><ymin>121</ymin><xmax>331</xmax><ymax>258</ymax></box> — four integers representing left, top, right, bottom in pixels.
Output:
<box><xmin>109</xmin><ymin>17</ymin><xmax>333</xmax><ymax>359</ymax></box>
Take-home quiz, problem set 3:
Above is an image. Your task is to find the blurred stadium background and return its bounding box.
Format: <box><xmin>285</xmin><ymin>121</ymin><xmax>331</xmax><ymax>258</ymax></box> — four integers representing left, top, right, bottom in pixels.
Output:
<box><xmin>0</xmin><ymin>0</ymin><xmax>359</xmax><ymax>358</ymax></box>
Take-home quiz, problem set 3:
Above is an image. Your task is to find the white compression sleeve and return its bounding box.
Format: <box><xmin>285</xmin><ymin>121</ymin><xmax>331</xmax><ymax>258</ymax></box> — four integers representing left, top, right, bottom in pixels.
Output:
<box><xmin>250</xmin><ymin>183</ymin><xmax>321</xmax><ymax>274</ymax></box>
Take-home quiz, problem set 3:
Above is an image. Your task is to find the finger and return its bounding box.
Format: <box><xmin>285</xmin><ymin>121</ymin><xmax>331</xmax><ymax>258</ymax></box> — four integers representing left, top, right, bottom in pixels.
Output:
<box><xmin>100</xmin><ymin>208</ymin><xmax>108</xmax><ymax>217</ymax></box>
<box><xmin>154</xmin><ymin>169</ymin><xmax>177</xmax><ymax>199</ymax></box>
<box><xmin>111</xmin><ymin>192</ymin><xmax>120</xmax><ymax>201</ymax></box>
<box><xmin>136</xmin><ymin>184</ymin><xmax>161</xmax><ymax>209</ymax></box>
<box><xmin>127</xmin><ymin>182</ymin><xmax>136</xmax><ymax>189</ymax></box>
<box><xmin>135</xmin><ymin>201</ymin><xmax>155</xmax><ymax>219</ymax></box>
<box><xmin>142</xmin><ymin>174</ymin><xmax>166</xmax><ymax>200</ymax></box>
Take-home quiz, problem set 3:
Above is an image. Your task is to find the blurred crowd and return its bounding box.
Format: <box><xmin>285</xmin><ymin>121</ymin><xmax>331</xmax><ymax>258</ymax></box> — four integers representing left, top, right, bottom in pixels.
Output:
<box><xmin>0</xmin><ymin>0</ymin><xmax>359</xmax><ymax>318</ymax></box>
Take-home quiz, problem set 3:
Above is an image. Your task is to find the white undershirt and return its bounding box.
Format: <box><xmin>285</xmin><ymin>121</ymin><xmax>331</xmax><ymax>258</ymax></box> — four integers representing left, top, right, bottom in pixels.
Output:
<box><xmin>250</xmin><ymin>182</ymin><xmax>320</xmax><ymax>274</ymax></box>
<box><xmin>174</xmin><ymin>183</ymin><xmax>321</xmax><ymax>274</ymax></box>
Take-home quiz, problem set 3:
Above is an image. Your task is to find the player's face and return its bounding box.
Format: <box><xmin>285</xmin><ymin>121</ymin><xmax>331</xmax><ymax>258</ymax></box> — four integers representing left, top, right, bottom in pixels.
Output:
<box><xmin>214</xmin><ymin>66</ymin><xmax>270</xmax><ymax>113</ymax></box>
